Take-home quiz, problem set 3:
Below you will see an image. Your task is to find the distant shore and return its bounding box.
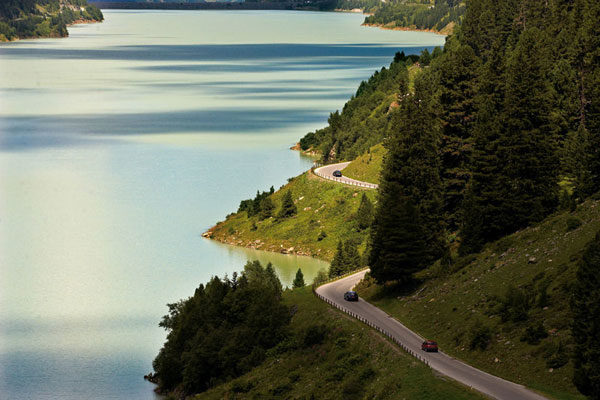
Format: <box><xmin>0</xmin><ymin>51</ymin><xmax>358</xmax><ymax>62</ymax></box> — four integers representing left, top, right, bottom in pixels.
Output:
<box><xmin>90</xmin><ymin>2</ymin><xmax>313</xmax><ymax>10</ymax></box>
<box><xmin>362</xmin><ymin>22</ymin><xmax>450</xmax><ymax>36</ymax></box>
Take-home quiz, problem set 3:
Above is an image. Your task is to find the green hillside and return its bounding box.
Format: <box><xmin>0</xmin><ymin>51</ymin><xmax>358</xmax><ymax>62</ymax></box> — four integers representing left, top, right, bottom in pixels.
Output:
<box><xmin>194</xmin><ymin>286</ymin><xmax>484</xmax><ymax>400</ymax></box>
<box><xmin>298</xmin><ymin>51</ymin><xmax>429</xmax><ymax>162</ymax></box>
<box><xmin>341</xmin><ymin>143</ymin><xmax>386</xmax><ymax>185</ymax></box>
<box><xmin>357</xmin><ymin>197</ymin><xmax>600</xmax><ymax>399</ymax></box>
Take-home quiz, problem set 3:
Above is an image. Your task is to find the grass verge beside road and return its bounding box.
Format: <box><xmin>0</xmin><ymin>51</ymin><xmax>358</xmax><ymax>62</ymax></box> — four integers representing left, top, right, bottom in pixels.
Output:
<box><xmin>341</xmin><ymin>143</ymin><xmax>386</xmax><ymax>185</ymax></box>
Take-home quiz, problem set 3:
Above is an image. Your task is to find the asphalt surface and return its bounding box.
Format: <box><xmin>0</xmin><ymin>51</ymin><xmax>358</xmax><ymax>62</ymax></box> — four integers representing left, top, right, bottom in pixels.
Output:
<box><xmin>313</xmin><ymin>162</ymin><xmax>378</xmax><ymax>189</ymax></box>
<box><xmin>316</xmin><ymin>270</ymin><xmax>548</xmax><ymax>400</ymax></box>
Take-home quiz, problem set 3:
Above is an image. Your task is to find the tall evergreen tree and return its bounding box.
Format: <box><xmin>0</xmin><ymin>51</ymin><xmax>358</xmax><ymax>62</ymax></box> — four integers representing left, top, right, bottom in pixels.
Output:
<box><xmin>382</xmin><ymin>71</ymin><xmax>447</xmax><ymax>264</ymax></box>
<box><xmin>369</xmin><ymin>71</ymin><xmax>445</xmax><ymax>283</ymax></box>
<box><xmin>329</xmin><ymin>240</ymin><xmax>346</xmax><ymax>278</ymax></box>
<box><xmin>356</xmin><ymin>193</ymin><xmax>374</xmax><ymax>230</ymax></box>
<box><xmin>369</xmin><ymin>192</ymin><xmax>427</xmax><ymax>284</ymax></box>
<box><xmin>461</xmin><ymin>27</ymin><xmax>559</xmax><ymax>253</ymax></box>
<box><xmin>571</xmin><ymin>231</ymin><xmax>600</xmax><ymax>399</ymax></box>
<box><xmin>579</xmin><ymin>0</ymin><xmax>600</xmax><ymax>195</ymax></box>
<box><xmin>497</xmin><ymin>27</ymin><xmax>559</xmax><ymax>219</ymax></box>
<box><xmin>436</xmin><ymin>39</ymin><xmax>481</xmax><ymax>229</ymax></box>
<box><xmin>292</xmin><ymin>268</ymin><xmax>305</xmax><ymax>288</ymax></box>
<box><xmin>258</xmin><ymin>196</ymin><xmax>275</xmax><ymax>220</ymax></box>
<box><xmin>277</xmin><ymin>190</ymin><xmax>297</xmax><ymax>219</ymax></box>
<box><xmin>343</xmin><ymin>241</ymin><xmax>361</xmax><ymax>270</ymax></box>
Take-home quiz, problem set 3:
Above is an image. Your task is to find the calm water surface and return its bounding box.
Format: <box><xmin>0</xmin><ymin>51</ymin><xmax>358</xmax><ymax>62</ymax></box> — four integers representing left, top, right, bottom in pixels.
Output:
<box><xmin>0</xmin><ymin>10</ymin><xmax>444</xmax><ymax>399</ymax></box>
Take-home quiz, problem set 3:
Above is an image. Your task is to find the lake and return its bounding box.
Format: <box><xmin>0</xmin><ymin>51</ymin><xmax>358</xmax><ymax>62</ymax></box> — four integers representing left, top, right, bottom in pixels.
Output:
<box><xmin>0</xmin><ymin>10</ymin><xmax>444</xmax><ymax>399</ymax></box>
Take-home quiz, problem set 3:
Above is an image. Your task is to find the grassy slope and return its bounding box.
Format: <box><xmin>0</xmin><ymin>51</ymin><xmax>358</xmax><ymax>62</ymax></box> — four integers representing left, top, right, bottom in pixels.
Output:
<box><xmin>209</xmin><ymin>172</ymin><xmax>376</xmax><ymax>261</ymax></box>
<box><xmin>195</xmin><ymin>286</ymin><xmax>484</xmax><ymax>400</ymax></box>
<box><xmin>341</xmin><ymin>143</ymin><xmax>386</xmax><ymax>184</ymax></box>
<box><xmin>357</xmin><ymin>199</ymin><xmax>600</xmax><ymax>400</ymax></box>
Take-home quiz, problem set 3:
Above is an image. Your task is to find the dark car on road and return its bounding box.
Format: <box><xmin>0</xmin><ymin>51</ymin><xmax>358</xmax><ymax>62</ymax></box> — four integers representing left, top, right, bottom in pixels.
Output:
<box><xmin>344</xmin><ymin>291</ymin><xmax>359</xmax><ymax>301</ymax></box>
<box><xmin>332</xmin><ymin>170</ymin><xmax>342</xmax><ymax>177</ymax></box>
<box><xmin>421</xmin><ymin>340</ymin><xmax>438</xmax><ymax>352</ymax></box>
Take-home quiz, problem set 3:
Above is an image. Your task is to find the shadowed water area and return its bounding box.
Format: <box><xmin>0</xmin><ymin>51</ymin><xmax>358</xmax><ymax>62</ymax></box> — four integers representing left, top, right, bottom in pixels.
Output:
<box><xmin>0</xmin><ymin>10</ymin><xmax>444</xmax><ymax>399</ymax></box>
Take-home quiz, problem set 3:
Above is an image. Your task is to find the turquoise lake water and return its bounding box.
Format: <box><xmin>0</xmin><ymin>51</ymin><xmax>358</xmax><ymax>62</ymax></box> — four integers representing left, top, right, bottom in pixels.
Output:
<box><xmin>0</xmin><ymin>10</ymin><xmax>444</xmax><ymax>399</ymax></box>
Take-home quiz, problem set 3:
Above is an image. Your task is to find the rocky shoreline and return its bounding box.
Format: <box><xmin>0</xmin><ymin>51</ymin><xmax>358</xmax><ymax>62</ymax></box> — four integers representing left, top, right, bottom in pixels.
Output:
<box><xmin>362</xmin><ymin>22</ymin><xmax>450</xmax><ymax>36</ymax></box>
<box><xmin>202</xmin><ymin>229</ymin><xmax>321</xmax><ymax>258</ymax></box>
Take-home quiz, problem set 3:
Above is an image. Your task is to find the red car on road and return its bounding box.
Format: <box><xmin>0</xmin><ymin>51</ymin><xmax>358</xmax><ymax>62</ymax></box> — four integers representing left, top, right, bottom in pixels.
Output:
<box><xmin>421</xmin><ymin>340</ymin><xmax>438</xmax><ymax>352</ymax></box>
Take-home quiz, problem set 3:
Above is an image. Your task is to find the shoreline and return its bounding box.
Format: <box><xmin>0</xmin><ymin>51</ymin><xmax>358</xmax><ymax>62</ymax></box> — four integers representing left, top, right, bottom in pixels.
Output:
<box><xmin>362</xmin><ymin>22</ymin><xmax>446</xmax><ymax>36</ymax></box>
<box><xmin>203</xmin><ymin>231</ymin><xmax>321</xmax><ymax>259</ymax></box>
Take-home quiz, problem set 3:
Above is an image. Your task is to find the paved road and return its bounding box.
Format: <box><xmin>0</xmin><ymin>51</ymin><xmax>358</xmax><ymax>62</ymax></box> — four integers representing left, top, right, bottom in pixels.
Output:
<box><xmin>313</xmin><ymin>162</ymin><xmax>378</xmax><ymax>189</ymax></box>
<box><xmin>316</xmin><ymin>270</ymin><xmax>548</xmax><ymax>400</ymax></box>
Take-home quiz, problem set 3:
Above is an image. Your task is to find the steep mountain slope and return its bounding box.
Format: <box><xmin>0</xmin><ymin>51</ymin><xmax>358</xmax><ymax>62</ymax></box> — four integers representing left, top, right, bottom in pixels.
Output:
<box><xmin>357</xmin><ymin>197</ymin><xmax>600</xmax><ymax>399</ymax></box>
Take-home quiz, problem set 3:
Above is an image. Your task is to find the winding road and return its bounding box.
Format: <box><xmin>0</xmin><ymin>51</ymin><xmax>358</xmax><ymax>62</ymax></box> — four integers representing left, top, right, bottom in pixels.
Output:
<box><xmin>313</xmin><ymin>162</ymin><xmax>378</xmax><ymax>189</ymax></box>
<box><xmin>316</xmin><ymin>270</ymin><xmax>548</xmax><ymax>400</ymax></box>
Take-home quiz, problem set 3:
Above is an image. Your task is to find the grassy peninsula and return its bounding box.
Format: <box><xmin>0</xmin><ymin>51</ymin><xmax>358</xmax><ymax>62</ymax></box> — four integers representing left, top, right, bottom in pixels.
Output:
<box><xmin>0</xmin><ymin>0</ymin><xmax>103</xmax><ymax>41</ymax></box>
<box><xmin>208</xmin><ymin>171</ymin><xmax>376</xmax><ymax>262</ymax></box>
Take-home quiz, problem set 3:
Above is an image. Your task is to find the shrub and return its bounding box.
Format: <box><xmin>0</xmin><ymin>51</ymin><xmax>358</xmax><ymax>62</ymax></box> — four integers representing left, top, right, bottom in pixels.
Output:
<box><xmin>469</xmin><ymin>320</ymin><xmax>492</xmax><ymax>351</ymax></box>
<box><xmin>271</xmin><ymin>382</ymin><xmax>292</xmax><ymax>396</ymax></box>
<box><xmin>499</xmin><ymin>285</ymin><xmax>532</xmax><ymax>322</ymax></box>
<box><xmin>544</xmin><ymin>341</ymin><xmax>569</xmax><ymax>369</ymax></box>
<box><xmin>289</xmin><ymin>372</ymin><xmax>300</xmax><ymax>383</ymax></box>
<box><xmin>342</xmin><ymin>376</ymin><xmax>365</xmax><ymax>399</ymax></box>
<box><xmin>520</xmin><ymin>322</ymin><xmax>548</xmax><ymax>345</ymax></box>
<box><xmin>536</xmin><ymin>278</ymin><xmax>551</xmax><ymax>308</ymax></box>
<box><xmin>566</xmin><ymin>216</ymin><xmax>582</xmax><ymax>232</ymax></box>
<box><xmin>312</xmin><ymin>268</ymin><xmax>329</xmax><ymax>287</ymax></box>
<box><xmin>230</xmin><ymin>379</ymin><xmax>254</xmax><ymax>393</ymax></box>
<box><xmin>303</xmin><ymin>324</ymin><xmax>329</xmax><ymax>347</ymax></box>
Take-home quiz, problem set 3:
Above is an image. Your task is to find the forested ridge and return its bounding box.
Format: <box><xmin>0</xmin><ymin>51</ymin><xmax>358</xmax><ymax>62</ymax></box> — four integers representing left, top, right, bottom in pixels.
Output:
<box><xmin>302</xmin><ymin>0</ymin><xmax>600</xmax><ymax>255</ymax></box>
<box><xmin>301</xmin><ymin>1</ymin><xmax>600</xmax><ymax>395</ymax></box>
<box><xmin>336</xmin><ymin>0</ymin><xmax>465</xmax><ymax>33</ymax></box>
<box><xmin>0</xmin><ymin>0</ymin><xmax>103</xmax><ymax>41</ymax></box>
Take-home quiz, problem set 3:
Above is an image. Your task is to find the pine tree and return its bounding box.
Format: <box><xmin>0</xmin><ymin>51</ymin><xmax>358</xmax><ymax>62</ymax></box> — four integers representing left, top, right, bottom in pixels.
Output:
<box><xmin>369</xmin><ymin>193</ymin><xmax>427</xmax><ymax>284</ymax></box>
<box><xmin>382</xmin><ymin>71</ymin><xmax>447</xmax><ymax>264</ymax></box>
<box><xmin>368</xmin><ymin>70</ymin><xmax>447</xmax><ymax>284</ymax></box>
<box><xmin>277</xmin><ymin>190</ymin><xmax>297</xmax><ymax>219</ymax></box>
<box><xmin>356</xmin><ymin>193</ymin><xmax>374</xmax><ymax>230</ymax></box>
<box><xmin>292</xmin><ymin>268</ymin><xmax>305</xmax><ymax>288</ymax></box>
<box><xmin>461</xmin><ymin>28</ymin><xmax>559</xmax><ymax>254</ymax></box>
<box><xmin>329</xmin><ymin>240</ymin><xmax>346</xmax><ymax>278</ymax></box>
<box><xmin>343</xmin><ymin>241</ymin><xmax>361</xmax><ymax>271</ymax></box>
<box><xmin>581</xmin><ymin>0</ymin><xmax>600</xmax><ymax>195</ymax></box>
<box><xmin>436</xmin><ymin>39</ymin><xmax>481</xmax><ymax>229</ymax></box>
<box><xmin>497</xmin><ymin>27</ymin><xmax>559</xmax><ymax>223</ymax></box>
<box><xmin>571</xmin><ymin>231</ymin><xmax>600</xmax><ymax>398</ymax></box>
<box><xmin>564</xmin><ymin>125</ymin><xmax>594</xmax><ymax>197</ymax></box>
<box><xmin>258</xmin><ymin>196</ymin><xmax>275</xmax><ymax>220</ymax></box>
